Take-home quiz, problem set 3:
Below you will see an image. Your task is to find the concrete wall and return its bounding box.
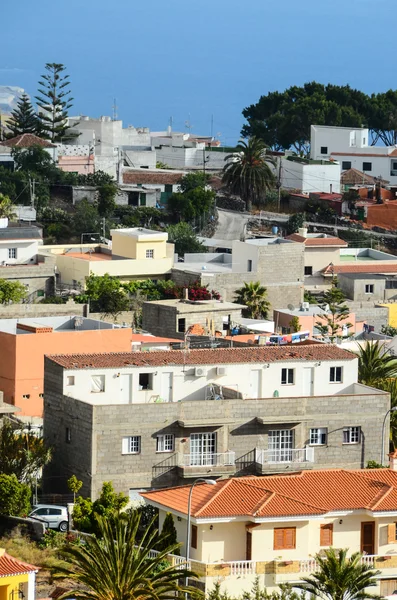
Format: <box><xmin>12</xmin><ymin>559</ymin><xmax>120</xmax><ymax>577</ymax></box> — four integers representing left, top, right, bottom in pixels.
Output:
<box><xmin>0</xmin><ymin>300</ymin><xmax>86</xmax><ymax>320</ymax></box>
<box><xmin>0</xmin><ymin>256</ymin><xmax>56</xmax><ymax>297</ymax></box>
<box><xmin>338</xmin><ymin>274</ymin><xmax>386</xmax><ymax>302</ymax></box>
<box><xmin>346</xmin><ymin>301</ymin><xmax>389</xmax><ymax>332</ymax></box>
<box><xmin>0</xmin><ymin>239</ymin><xmax>39</xmax><ymax>265</ymax></box>
<box><xmin>43</xmin><ymin>360</ymin><xmax>389</xmax><ymax>498</ymax></box>
<box><xmin>281</xmin><ymin>158</ymin><xmax>341</xmax><ymax>194</ymax></box>
<box><xmin>304</xmin><ymin>246</ymin><xmax>341</xmax><ymax>276</ymax></box>
<box><xmin>310</xmin><ymin>125</ymin><xmax>370</xmax><ymax>159</ymax></box>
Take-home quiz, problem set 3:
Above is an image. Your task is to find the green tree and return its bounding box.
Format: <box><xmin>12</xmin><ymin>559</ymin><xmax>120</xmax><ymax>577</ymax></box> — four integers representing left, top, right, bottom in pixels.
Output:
<box><xmin>166</xmin><ymin>222</ymin><xmax>205</xmax><ymax>256</ymax></box>
<box><xmin>0</xmin><ymin>194</ymin><xmax>16</xmax><ymax>220</ymax></box>
<box><xmin>289</xmin><ymin>316</ymin><xmax>301</xmax><ymax>333</ymax></box>
<box><xmin>7</xmin><ymin>93</ymin><xmax>39</xmax><ymax>137</ymax></box>
<box><xmin>315</xmin><ymin>282</ymin><xmax>352</xmax><ymax>340</ymax></box>
<box><xmin>72</xmin><ymin>481</ymin><xmax>129</xmax><ymax>535</ymax></box>
<box><xmin>0</xmin><ymin>279</ymin><xmax>27</xmax><ymax>304</ymax></box>
<box><xmin>72</xmin><ymin>200</ymin><xmax>101</xmax><ymax>238</ymax></box>
<box><xmin>286</xmin><ymin>213</ymin><xmax>305</xmax><ymax>235</ymax></box>
<box><xmin>381</xmin><ymin>325</ymin><xmax>397</xmax><ymax>337</ymax></box>
<box><xmin>235</xmin><ymin>281</ymin><xmax>270</xmax><ymax>319</ymax></box>
<box><xmin>168</xmin><ymin>187</ymin><xmax>215</xmax><ymax>223</ymax></box>
<box><xmin>0</xmin><ymin>420</ymin><xmax>52</xmax><ymax>483</ymax></box>
<box><xmin>81</xmin><ymin>273</ymin><xmax>129</xmax><ymax>316</ymax></box>
<box><xmin>157</xmin><ymin>512</ymin><xmax>180</xmax><ymax>555</ymax></box>
<box><xmin>357</xmin><ymin>341</ymin><xmax>397</xmax><ymax>386</ymax></box>
<box><xmin>97</xmin><ymin>183</ymin><xmax>118</xmax><ymax>218</ymax></box>
<box><xmin>222</xmin><ymin>137</ymin><xmax>276</xmax><ymax>212</ymax></box>
<box><xmin>54</xmin><ymin>510</ymin><xmax>198</xmax><ymax>600</ymax></box>
<box><xmin>36</xmin><ymin>63</ymin><xmax>74</xmax><ymax>142</ymax></box>
<box><xmin>67</xmin><ymin>474</ymin><xmax>83</xmax><ymax>502</ymax></box>
<box><xmin>12</xmin><ymin>145</ymin><xmax>58</xmax><ymax>179</ymax></box>
<box><xmin>0</xmin><ymin>473</ymin><xmax>31</xmax><ymax>516</ymax></box>
<box><xmin>294</xmin><ymin>548</ymin><xmax>380</xmax><ymax>600</ymax></box>
<box><xmin>178</xmin><ymin>171</ymin><xmax>210</xmax><ymax>193</ymax></box>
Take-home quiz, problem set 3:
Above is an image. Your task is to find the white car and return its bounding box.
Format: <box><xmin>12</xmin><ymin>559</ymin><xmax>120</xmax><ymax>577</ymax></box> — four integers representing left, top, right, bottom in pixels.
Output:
<box><xmin>29</xmin><ymin>504</ymin><xmax>69</xmax><ymax>532</ymax></box>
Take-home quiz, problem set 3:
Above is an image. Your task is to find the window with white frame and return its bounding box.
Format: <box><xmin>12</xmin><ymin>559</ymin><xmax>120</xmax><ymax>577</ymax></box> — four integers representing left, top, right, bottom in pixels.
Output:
<box><xmin>8</xmin><ymin>248</ymin><xmax>17</xmax><ymax>259</ymax></box>
<box><xmin>329</xmin><ymin>366</ymin><xmax>343</xmax><ymax>383</ymax></box>
<box><xmin>310</xmin><ymin>428</ymin><xmax>327</xmax><ymax>446</ymax></box>
<box><xmin>122</xmin><ymin>436</ymin><xmax>141</xmax><ymax>454</ymax></box>
<box><xmin>145</xmin><ymin>249</ymin><xmax>154</xmax><ymax>259</ymax></box>
<box><xmin>365</xmin><ymin>284</ymin><xmax>374</xmax><ymax>294</ymax></box>
<box><xmin>281</xmin><ymin>368</ymin><xmax>294</xmax><ymax>385</ymax></box>
<box><xmin>156</xmin><ymin>434</ymin><xmax>175</xmax><ymax>453</ymax></box>
<box><xmin>66</xmin><ymin>376</ymin><xmax>75</xmax><ymax>386</ymax></box>
<box><xmin>91</xmin><ymin>375</ymin><xmax>105</xmax><ymax>393</ymax></box>
<box><xmin>343</xmin><ymin>426</ymin><xmax>361</xmax><ymax>444</ymax></box>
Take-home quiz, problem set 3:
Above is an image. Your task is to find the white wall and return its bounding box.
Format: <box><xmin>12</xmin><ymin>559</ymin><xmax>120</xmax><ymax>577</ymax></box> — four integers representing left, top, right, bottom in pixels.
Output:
<box><xmin>310</xmin><ymin>125</ymin><xmax>371</xmax><ymax>159</ymax></box>
<box><xmin>61</xmin><ymin>357</ymin><xmax>358</xmax><ymax>405</ymax></box>
<box><xmin>123</xmin><ymin>149</ymin><xmax>156</xmax><ymax>169</ymax></box>
<box><xmin>0</xmin><ymin>239</ymin><xmax>39</xmax><ymax>264</ymax></box>
<box><xmin>155</xmin><ymin>145</ymin><xmax>228</xmax><ymax>170</ymax></box>
<box><xmin>282</xmin><ymin>158</ymin><xmax>341</xmax><ymax>194</ymax></box>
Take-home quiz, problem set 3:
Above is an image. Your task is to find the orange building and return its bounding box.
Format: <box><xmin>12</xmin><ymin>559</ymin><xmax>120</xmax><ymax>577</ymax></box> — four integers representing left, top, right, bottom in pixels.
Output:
<box><xmin>273</xmin><ymin>306</ymin><xmax>363</xmax><ymax>339</ymax></box>
<box><xmin>0</xmin><ymin>316</ymin><xmax>132</xmax><ymax>419</ymax></box>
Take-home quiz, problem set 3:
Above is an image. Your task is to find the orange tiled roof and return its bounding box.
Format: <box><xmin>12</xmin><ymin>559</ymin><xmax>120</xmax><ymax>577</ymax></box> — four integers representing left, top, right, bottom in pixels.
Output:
<box><xmin>47</xmin><ymin>345</ymin><xmax>356</xmax><ymax>369</ymax></box>
<box><xmin>123</xmin><ymin>170</ymin><xmax>182</xmax><ymax>186</ymax></box>
<box><xmin>0</xmin><ymin>134</ymin><xmax>55</xmax><ymax>148</ymax></box>
<box><xmin>323</xmin><ymin>264</ymin><xmax>397</xmax><ymax>275</ymax></box>
<box><xmin>141</xmin><ymin>469</ymin><xmax>397</xmax><ymax>519</ymax></box>
<box><xmin>286</xmin><ymin>234</ymin><xmax>348</xmax><ymax>247</ymax></box>
<box><xmin>0</xmin><ymin>553</ymin><xmax>38</xmax><ymax>577</ymax></box>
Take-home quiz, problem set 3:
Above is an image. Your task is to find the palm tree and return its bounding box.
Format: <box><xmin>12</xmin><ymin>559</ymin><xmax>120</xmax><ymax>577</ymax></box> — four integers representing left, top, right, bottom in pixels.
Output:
<box><xmin>357</xmin><ymin>341</ymin><xmax>397</xmax><ymax>386</ymax></box>
<box><xmin>294</xmin><ymin>548</ymin><xmax>381</xmax><ymax>600</ymax></box>
<box><xmin>54</xmin><ymin>510</ymin><xmax>200</xmax><ymax>600</ymax></box>
<box><xmin>235</xmin><ymin>281</ymin><xmax>270</xmax><ymax>319</ymax></box>
<box><xmin>222</xmin><ymin>137</ymin><xmax>276</xmax><ymax>211</ymax></box>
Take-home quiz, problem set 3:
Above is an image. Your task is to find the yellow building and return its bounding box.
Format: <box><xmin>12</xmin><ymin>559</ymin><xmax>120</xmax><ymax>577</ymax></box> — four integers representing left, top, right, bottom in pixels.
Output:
<box><xmin>0</xmin><ymin>549</ymin><xmax>38</xmax><ymax>600</ymax></box>
<box><xmin>42</xmin><ymin>227</ymin><xmax>175</xmax><ymax>288</ymax></box>
<box><xmin>142</xmin><ymin>467</ymin><xmax>397</xmax><ymax>597</ymax></box>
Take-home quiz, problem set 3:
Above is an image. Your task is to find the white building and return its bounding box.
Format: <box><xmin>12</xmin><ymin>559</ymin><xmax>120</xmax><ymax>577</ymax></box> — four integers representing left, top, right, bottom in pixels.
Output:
<box><xmin>152</xmin><ymin>131</ymin><xmax>227</xmax><ymax>170</ymax></box>
<box><xmin>310</xmin><ymin>125</ymin><xmax>397</xmax><ymax>185</ymax></box>
<box><xmin>0</xmin><ymin>223</ymin><xmax>42</xmax><ymax>265</ymax></box>
<box><xmin>281</xmin><ymin>155</ymin><xmax>341</xmax><ymax>194</ymax></box>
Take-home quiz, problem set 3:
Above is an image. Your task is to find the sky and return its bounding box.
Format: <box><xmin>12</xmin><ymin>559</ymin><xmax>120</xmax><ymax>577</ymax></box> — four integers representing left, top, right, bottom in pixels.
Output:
<box><xmin>0</xmin><ymin>0</ymin><xmax>393</xmax><ymax>145</ymax></box>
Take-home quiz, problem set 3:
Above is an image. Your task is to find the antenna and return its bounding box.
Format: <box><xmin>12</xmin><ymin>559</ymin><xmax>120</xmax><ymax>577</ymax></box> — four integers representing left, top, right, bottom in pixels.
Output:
<box><xmin>112</xmin><ymin>98</ymin><xmax>118</xmax><ymax>121</ymax></box>
<box><xmin>185</xmin><ymin>114</ymin><xmax>193</xmax><ymax>133</ymax></box>
<box><xmin>210</xmin><ymin>114</ymin><xmax>214</xmax><ymax>138</ymax></box>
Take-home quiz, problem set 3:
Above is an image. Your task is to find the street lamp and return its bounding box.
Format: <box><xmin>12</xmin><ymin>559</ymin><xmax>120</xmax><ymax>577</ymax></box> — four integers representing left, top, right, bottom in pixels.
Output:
<box><xmin>185</xmin><ymin>478</ymin><xmax>216</xmax><ymax>596</ymax></box>
<box><xmin>381</xmin><ymin>407</ymin><xmax>397</xmax><ymax>464</ymax></box>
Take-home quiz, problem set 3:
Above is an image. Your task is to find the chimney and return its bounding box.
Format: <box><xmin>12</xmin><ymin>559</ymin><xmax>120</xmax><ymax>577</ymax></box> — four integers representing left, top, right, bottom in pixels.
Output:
<box><xmin>298</xmin><ymin>227</ymin><xmax>308</xmax><ymax>238</ymax></box>
<box><xmin>183</xmin><ymin>287</ymin><xmax>189</xmax><ymax>301</ymax></box>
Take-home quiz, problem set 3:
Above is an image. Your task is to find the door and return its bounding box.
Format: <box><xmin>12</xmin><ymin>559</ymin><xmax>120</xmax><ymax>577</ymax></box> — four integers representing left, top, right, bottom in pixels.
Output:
<box><xmin>246</xmin><ymin>531</ymin><xmax>252</xmax><ymax>560</ymax></box>
<box><xmin>190</xmin><ymin>432</ymin><xmax>216</xmax><ymax>466</ymax></box>
<box><xmin>161</xmin><ymin>372</ymin><xmax>172</xmax><ymax>402</ymax></box>
<box><xmin>268</xmin><ymin>430</ymin><xmax>293</xmax><ymax>462</ymax></box>
<box><xmin>303</xmin><ymin>367</ymin><xmax>314</xmax><ymax>395</ymax></box>
<box><xmin>361</xmin><ymin>522</ymin><xmax>375</xmax><ymax>555</ymax></box>
<box><xmin>120</xmin><ymin>374</ymin><xmax>131</xmax><ymax>403</ymax></box>
<box><xmin>250</xmin><ymin>370</ymin><xmax>261</xmax><ymax>398</ymax></box>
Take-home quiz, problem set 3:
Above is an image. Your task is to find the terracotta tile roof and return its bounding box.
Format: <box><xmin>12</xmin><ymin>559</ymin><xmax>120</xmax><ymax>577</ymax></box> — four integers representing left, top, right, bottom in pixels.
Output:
<box><xmin>0</xmin><ymin>134</ymin><xmax>55</xmax><ymax>148</ymax></box>
<box><xmin>122</xmin><ymin>170</ymin><xmax>183</xmax><ymax>186</ymax></box>
<box><xmin>323</xmin><ymin>264</ymin><xmax>397</xmax><ymax>275</ymax></box>
<box><xmin>286</xmin><ymin>234</ymin><xmax>347</xmax><ymax>247</ymax></box>
<box><xmin>341</xmin><ymin>168</ymin><xmax>377</xmax><ymax>186</ymax></box>
<box><xmin>47</xmin><ymin>345</ymin><xmax>356</xmax><ymax>370</ymax></box>
<box><xmin>141</xmin><ymin>469</ymin><xmax>397</xmax><ymax>520</ymax></box>
<box><xmin>0</xmin><ymin>552</ymin><xmax>38</xmax><ymax>577</ymax></box>
<box><xmin>331</xmin><ymin>152</ymin><xmax>389</xmax><ymax>158</ymax></box>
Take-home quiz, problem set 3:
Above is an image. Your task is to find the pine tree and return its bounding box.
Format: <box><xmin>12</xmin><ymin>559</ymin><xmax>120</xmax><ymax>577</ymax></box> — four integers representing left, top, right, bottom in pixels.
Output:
<box><xmin>157</xmin><ymin>512</ymin><xmax>180</xmax><ymax>555</ymax></box>
<box><xmin>8</xmin><ymin>93</ymin><xmax>39</xmax><ymax>137</ymax></box>
<box><xmin>35</xmin><ymin>63</ymin><xmax>74</xmax><ymax>142</ymax></box>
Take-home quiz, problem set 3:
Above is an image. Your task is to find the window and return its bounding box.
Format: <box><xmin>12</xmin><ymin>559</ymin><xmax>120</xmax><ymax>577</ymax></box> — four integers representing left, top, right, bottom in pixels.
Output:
<box><xmin>363</xmin><ymin>162</ymin><xmax>372</xmax><ymax>172</ymax></box>
<box><xmin>8</xmin><ymin>248</ymin><xmax>17</xmax><ymax>259</ymax></box>
<box><xmin>365</xmin><ymin>284</ymin><xmax>374</xmax><ymax>294</ymax></box>
<box><xmin>386</xmin><ymin>280</ymin><xmax>397</xmax><ymax>289</ymax></box>
<box><xmin>320</xmin><ymin>146</ymin><xmax>328</xmax><ymax>155</ymax></box>
<box><xmin>268</xmin><ymin>430</ymin><xmax>293</xmax><ymax>462</ymax></box>
<box><xmin>122</xmin><ymin>436</ymin><xmax>141</xmax><ymax>454</ymax></box>
<box><xmin>178</xmin><ymin>318</ymin><xmax>186</xmax><ymax>333</ymax></box>
<box><xmin>310</xmin><ymin>428</ymin><xmax>327</xmax><ymax>446</ymax></box>
<box><xmin>391</xmin><ymin>161</ymin><xmax>397</xmax><ymax>176</ymax></box>
<box><xmin>146</xmin><ymin>249</ymin><xmax>154</xmax><ymax>259</ymax></box>
<box><xmin>320</xmin><ymin>523</ymin><xmax>333</xmax><ymax>546</ymax></box>
<box><xmin>65</xmin><ymin>427</ymin><xmax>71</xmax><ymax>443</ymax></box>
<box><xmin>66</xmin><ymin>376</ymin><xmax>75</xmax><ymax>386</ymax></box>
<box><xmin>363</xmin><ymin>137</ymin><xmax>366</xmax><ymax>145</ymax></box>
<box><xmin>140</xmin><ymin>193</ymin><xmax>146</xmax><ymax>207</ymax></box>
<box><xmin>91</xmin><ymin>375</ymin><xmax>105</xmax><ymax>393</ymax></box>
<box><xmin>342</xmin><ymin>161</ymin><xmax>352</xmax><ymax>171</ymax></box>
<box><xmin>156</xmin><ymin>434</ymin><xmax>175</xmax><ymax>453</ymax></box>
<box><xmin>191</xmin><ymin>524</ymin><xmax>198</xmax><ymax>549</ymax></box>
<box><xmin>281</xmin><ymin>368</ymin><xmax>294</xmax><ymax>385</ymax></box>
<box><xmin>247</xmin><ymin>259</ymin><xmax>253</xmax><ymax>272</ymax></box>
<box><xmin>49</xmin><ymin>508</ymin><xmax>62</xmax><ymax>515</ymax></box>
<box><xmin>304</xmin><ymin>266</ymin><xmax>313</xmax><ymax>276</ymax></box>
<box><xmin>274</xmin><ymin>527</ymin><xmax>296</xmax><ymax>550</ymax></box>
<box><xmin>330</xmin><ymin>366</ymin><xmax>343</xmax><ymax>383</ymax></box>
<box><xmin>22</xmin><ymin>394</ymin><xmax>30</xmax><ymax>399</ymax></box>
<box><xmin>39</xmin><ymin>393</ymin><xmax>44</xmax><ymax>398</ymax></box>
<box><xmin>343</xmin><ymin>426</ymin><xmax>361</xmax><ymax>444</ymax></box>
<box><xmin>139</xmin><ymin>372</ymin><xmax>153</xmax><ymax>390</ymax></box>
<box><xmin>164</xmin><ymin>184</ymin><xmax>173</xmax><ymax>194</ymax></box>
<box><xmin>387</xmin><ymin>523</ymin><xmax>397</xmax><ymax>543</ymax></box>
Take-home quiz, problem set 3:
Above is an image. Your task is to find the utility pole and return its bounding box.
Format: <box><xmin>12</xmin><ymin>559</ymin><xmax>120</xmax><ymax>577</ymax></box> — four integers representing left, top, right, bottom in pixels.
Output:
<box><xmin>277</xmin><ymin>157</ymin><xmax>282</xmax><ymax>213</ymax></box>
<box><xmin>102</xmin><ymin>217</ymin><xmax>106</xmax><ymax>239</ymax></box>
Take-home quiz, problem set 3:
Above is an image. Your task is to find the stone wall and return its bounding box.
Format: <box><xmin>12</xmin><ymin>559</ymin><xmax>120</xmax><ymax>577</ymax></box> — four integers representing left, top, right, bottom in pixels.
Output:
<box><xmin>0</xmin><ymin>255</ymin><xmax>56</xmax><ymax>297</ymax></box>
<box><xmin>346</xmin><ymin>301</ymin><xmax>389</xmax><ymax>332</ymax></box>
<box><xmin>0</xmin><ymin>300</ymin><xmax>86</xmax><ymax>319</ymax></box>
<box><xmin>42</xmin><ymin>357</ymin><xmax>390</xmax><ymax>498</ymax></box>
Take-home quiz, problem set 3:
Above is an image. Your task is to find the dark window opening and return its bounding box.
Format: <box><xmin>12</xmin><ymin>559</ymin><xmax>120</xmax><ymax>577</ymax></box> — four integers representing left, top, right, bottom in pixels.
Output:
<box><xmin>320</xmin><ymin>146</ymin><xmax>328</xmax><ymax>154</ymax></box>
<box><xmin>178</xmin><ymin>318</ymin><xmax>186</xmax><ymax>333</ymax></box>
<box><xmin>363</xmin><ymin>162</ymin><xmax>372</xmax><ymax>172</ymax></box>
<box><xmin>304</xmin><ymin>266</ymin><xmax>313</xmax><ymax>275</ymax></box>
<box><xmin>139</xmin><ymin>373</ymin><xmax>153</xmax><ymax>390</ymax></box>
<box><xmin>342</xmin><ymin>161</ymin><xmax>352</xmax><ymax>171</ymax></box>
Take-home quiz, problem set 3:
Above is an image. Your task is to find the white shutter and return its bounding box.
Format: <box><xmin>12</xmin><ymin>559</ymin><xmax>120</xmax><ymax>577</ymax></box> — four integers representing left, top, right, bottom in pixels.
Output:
<box><xmin>122</xmin><ymin>437</ymin><xmax>130</xmax><ymax>454</ymax></box>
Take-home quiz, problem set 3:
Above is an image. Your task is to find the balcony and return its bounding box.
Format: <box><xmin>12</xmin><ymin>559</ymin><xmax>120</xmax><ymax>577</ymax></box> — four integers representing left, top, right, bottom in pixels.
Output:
<box><xmin>177</xmin><ymin>451</ymin><xmax>236</xmax><ymax>478</ymax></box>
<box><xmin>254</xmin><ymin>446</ymin><xmax>314</xmax><ymax>474</ymax></box>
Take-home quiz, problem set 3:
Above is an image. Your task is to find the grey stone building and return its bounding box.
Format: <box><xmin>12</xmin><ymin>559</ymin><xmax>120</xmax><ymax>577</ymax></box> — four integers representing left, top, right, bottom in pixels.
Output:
<box><xmin>339</xmin><ymin>272</ymin><xmax>397</xmax><ymax>303</ymax></box>
<box><xmin>171</xmin><ymin>238</ymin><xmax>305</xmax><ymax>310</ymax></box>
<box><xmin>42</xmin><ymin>345</ymin><xmax>389</xmax><ymax>499</ymax></box>
<box><xmin>142</xmin><ymin>299</ymin><xmax>246</xmax><ymax>339</ymax></box>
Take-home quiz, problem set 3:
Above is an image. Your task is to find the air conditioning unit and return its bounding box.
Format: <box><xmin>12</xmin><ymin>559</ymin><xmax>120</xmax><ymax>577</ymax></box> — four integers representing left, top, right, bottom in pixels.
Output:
<box><xmin>217</xmin><ymin>366</ymin><xmax>226</xmax><ymax>376</ymax></box>
<box><xmin>301</xmin><ymin>302</ymin><xmax>310</xmax><ymax>311</ymax></box>
<box><xmin>194</xmin><ymin>367</ymin><xmax>207</xmax><ymax>377</ymax></box>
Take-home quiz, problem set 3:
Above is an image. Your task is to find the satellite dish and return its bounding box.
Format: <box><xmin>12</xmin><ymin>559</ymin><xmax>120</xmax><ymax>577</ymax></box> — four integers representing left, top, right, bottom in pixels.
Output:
<box><xmin>288</xmin><ymin>304</ymin><xmax>295</xmax><ymax>311</ymax></box>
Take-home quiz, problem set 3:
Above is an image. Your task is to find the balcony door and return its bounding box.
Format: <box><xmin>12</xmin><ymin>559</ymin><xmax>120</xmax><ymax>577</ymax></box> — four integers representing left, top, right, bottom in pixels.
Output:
<box><xmin>268</xmin><ymin>429</ymin><xmax>293</xmax><ymax>462</ymax></box>
<box><xmin>190</xmin><ymin>432</ymin><xmax>216</xmax><ymax>466</ymax></box>
<box><xmin>361</xmin><ymin>522</ymin><xmax>375</xmax><ymax>555</ymax></box>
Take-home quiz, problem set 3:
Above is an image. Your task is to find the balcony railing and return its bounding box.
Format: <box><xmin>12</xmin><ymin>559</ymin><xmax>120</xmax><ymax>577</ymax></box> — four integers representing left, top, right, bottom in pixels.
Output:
<box><xmin>298</xmin><ymin>555</ymin><xmax>377</xmax><ymax>574</ymax></box>
<box><xmin>255</xmin><ymin>447</ymin><xmax>314</xmax><ymax>465</ymax></box>
<box><xmin>178</xmin><ymin>452</ymin><xmax>236</xmax><ymax>467</ymax></box>
<box><xmin>230</xmin><ymin>560</ymin><xmax>257</xmax><ymax>576</ymax></box>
